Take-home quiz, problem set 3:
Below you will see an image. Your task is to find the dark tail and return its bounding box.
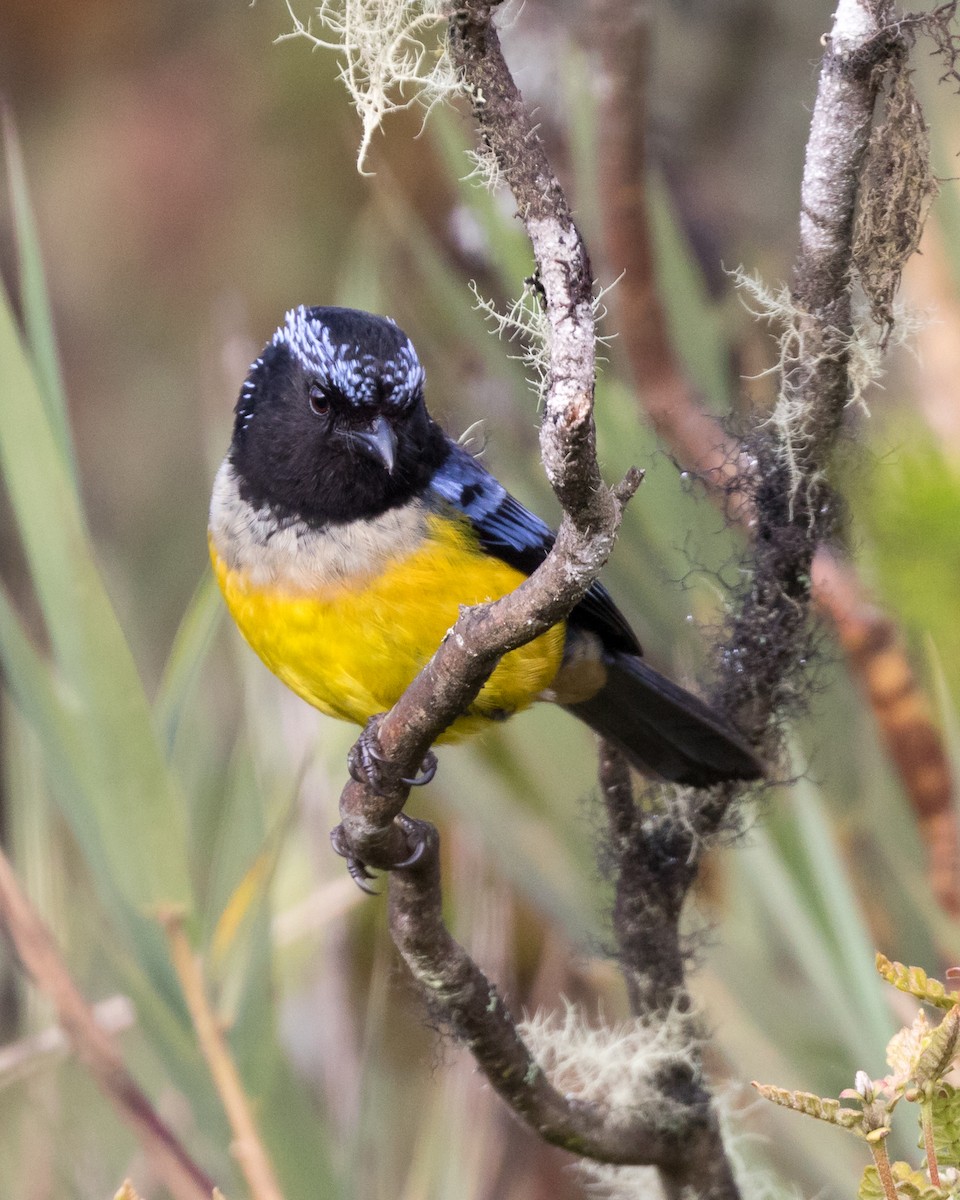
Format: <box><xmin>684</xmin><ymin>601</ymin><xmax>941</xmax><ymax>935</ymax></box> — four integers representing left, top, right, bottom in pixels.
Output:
<box><xmin>565</xmin><ymin>653</ymin><xmax>762</xmax><ymax>786</ymax></box>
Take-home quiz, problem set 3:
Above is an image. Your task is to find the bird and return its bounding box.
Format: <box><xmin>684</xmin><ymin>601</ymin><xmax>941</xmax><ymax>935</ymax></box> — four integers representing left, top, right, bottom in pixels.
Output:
<box><xmin>208</xmin><ymin>305</ymin><xmax>762</xmax><ymax>791</ymax></box>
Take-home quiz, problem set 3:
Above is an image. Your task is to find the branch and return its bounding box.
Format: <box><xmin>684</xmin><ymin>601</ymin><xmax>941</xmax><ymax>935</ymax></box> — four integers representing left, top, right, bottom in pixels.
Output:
<box><xmin>327</xmin><ymin>0</ymin><xmax>942</xmax><ymax>1190</ymax></box>
<box><xmin>596</xmin><ymin>742</ymin><xmax>741</xmax><ymax>1199</ymax></box>
<box><xmin>335</xmin><ymin>0</ymin><xmax>638</xmax><ymax>872</ymax></box>
<box><xmin>590</xmin><ymin>0</ymin><xmax>958</xmax><ymax>910</ymax></box>
<box><xmin>707</xmin><ymin>0</ymin><xmax>906</xmax><ymax>794</ymax></box>
<box><xmin>329</xmin><ymin>0</ymin><xmax>719</xmax><ymax>1177</ymax></box>
<box><xmin>0</xmin><ymin>847</ymin><xmax>216</xmax><ymax>1200</ymax></box>
<box><xmin>386</xmin><ymin>823</ymin><xmax>705</xmax><ymax>1167</ymax></box>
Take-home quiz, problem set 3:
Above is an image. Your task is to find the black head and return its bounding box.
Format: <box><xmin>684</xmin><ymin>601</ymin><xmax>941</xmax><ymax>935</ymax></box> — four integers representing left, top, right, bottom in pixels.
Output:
<box><xmin>228</xmin><ymin>306</ymin><xmax>447</xmax><ymax>524</ymax></box>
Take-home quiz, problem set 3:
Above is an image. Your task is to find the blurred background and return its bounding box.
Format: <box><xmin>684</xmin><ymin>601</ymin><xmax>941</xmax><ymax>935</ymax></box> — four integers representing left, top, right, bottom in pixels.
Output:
<box><xmin>1</xmin><ymin>1</ymin><xmax>959</xmax><ymax>1197</ymax></box>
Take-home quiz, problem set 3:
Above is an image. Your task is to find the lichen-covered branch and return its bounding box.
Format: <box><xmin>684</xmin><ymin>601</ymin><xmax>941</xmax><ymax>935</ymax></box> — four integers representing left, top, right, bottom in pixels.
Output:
<box><xmin>711</xmin><ymin>0</ymin><xmax>906</xmax><ymax>782</ymax></box>
<box><xmin>326</xmin><ymin>0</ymin><xmax>948</xmax><ymax>1190</ymax></box>
<box><xmin>330</xmin><ymin>0</ymin><xmax>725</xmax><ymax>1177</ymax></box>
<box><xmin>337</xmin><ymin>0</ymin><xmax>631</xmax><ymax>872</ymax></box>
<box><xmin>386</xmin><ymin>822</ymin><xmax>706</xmax><ymax>1166</ymax></box>
<box><xmin>590</xmin><ymin>0</ymin><xmax>958</xmax><ymax>915</ymax></box>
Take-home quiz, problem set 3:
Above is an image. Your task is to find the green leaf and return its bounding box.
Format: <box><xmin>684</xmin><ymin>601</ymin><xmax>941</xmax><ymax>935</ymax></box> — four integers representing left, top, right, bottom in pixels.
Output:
<box><xmin>859</xmin><ymin>1162</ymin><xmax>941</xmax><ymax>1200</ymax></box>
<box><xmin>877</xmin><ymin>956</ymin><xmax>959</xmax><ymax>1011</ymax></box>
<box><xmin>1</xmin><ymin>105</ymin><xmax>75</xmax><ymax>484</ymax></box>
<box><xmin>925</xmin><ymin>1084</ymin><xmax>960</xmax><ymax>1169</ymax></box>
<box><xmin>0</xmin><ymin>582</ymin><xmax>181</xmax><ymax>981</ymax></box>
<box><xmin>154</xmin><ymin>570</ymin><xmax>223</xmax><ymax>752</ymax></box>
<box><xmin>915</xmin><ymin>1007</ymin><xmax>960</xmax><ymax>1088</ymax></box>
<box><xmin>752</xmin><ymin>1082</ymin><xmax>865</xmax><ymax>1133</ymax></box>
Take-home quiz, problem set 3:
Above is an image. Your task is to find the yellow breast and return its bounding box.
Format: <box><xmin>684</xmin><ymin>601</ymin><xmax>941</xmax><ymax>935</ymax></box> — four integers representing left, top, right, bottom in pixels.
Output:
<box><xmin>209</xmin><ymin>513</ymin><xmax>565</xmax><ymax>740</ymax></box>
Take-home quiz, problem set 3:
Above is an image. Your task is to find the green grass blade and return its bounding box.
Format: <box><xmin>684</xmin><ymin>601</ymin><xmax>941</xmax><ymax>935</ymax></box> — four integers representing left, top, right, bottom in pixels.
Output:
<box><xmin>0</xmin><ymin>582</ymin><xmax>180</xmax><ymax>953</ymax></box>
<box><xmin>784</xmin><ymin>773</ymin><xmax>896</xmax><ymax>1051</ymax></box>
<box><xmin>1</xmin><ymin>106</ymin><xmax>75</xmax><ymax>484</ymax></box>
<box><xmin>154</xmin><ymin>570</ymin><xmax>223</xmax><ymax>751</ymax></box>
<box><xmin>0</xmin><ymin>279</ymin><xmax>193</xmax><ymax>914</ymax></box>
<box><xmin>735</xmin><ymin>826</ymin><xmax>883</xmax><ymax>1068</ymax></box>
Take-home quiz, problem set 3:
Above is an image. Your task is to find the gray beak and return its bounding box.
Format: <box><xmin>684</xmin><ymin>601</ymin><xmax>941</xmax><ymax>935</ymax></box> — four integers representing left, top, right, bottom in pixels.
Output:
<box><xmin>351</xmin><ymin>415</ymin><xmax>397</xmax><ymax>474</ymax></box>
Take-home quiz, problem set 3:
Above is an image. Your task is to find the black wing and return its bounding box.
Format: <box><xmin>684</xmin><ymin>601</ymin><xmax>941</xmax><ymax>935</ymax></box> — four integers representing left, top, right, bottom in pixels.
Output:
<box><xmin>427</xmin><ymin>442</ymin><xmax>641</xmax><ymax>656</ymax></box>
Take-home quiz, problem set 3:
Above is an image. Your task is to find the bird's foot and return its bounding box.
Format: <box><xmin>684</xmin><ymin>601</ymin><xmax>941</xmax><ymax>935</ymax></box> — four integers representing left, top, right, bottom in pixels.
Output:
<box><xmin>347</xmin><ymin>717</ymin><xmax>438</xmax><ymax>791</ymax></box>
<box><xmin>329</xmin><ymin>824</ymin><xmax>379</xmax><ymax>894</ymax></box>
<box><xmin>331</xmin><ymin>813</ymin><xmax>431</xmax><ymax>895</ymax></box>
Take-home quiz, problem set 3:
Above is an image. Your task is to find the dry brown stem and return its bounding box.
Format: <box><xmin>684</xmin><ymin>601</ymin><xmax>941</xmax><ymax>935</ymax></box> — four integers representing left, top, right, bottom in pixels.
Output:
<box><xmin>0</xmin><ymin>847</ymin><xmax>216</xmax><ymax>1200</ymax></box>
<box><xmin>163</xmin><ymin>912</ymin><xmax>284</xmax><ymax>1200</ymax></box>
<box><xmin>812</xmin><ymin>550</ymin><xmax>959</xmax><ymax>915</ymax></box>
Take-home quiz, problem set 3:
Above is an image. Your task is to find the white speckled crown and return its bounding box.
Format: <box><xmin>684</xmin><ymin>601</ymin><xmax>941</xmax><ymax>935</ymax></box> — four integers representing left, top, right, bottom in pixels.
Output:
<box><xmin>273</xmin><ymin>306</ymin><xmax>426</xmax><ymax>408</ymax></box>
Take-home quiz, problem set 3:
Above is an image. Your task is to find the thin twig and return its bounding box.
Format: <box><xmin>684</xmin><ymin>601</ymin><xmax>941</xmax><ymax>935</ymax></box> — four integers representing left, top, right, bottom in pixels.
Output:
<box><xmin>0</xmin><ymin>848</ymin><xmax>216</xmax><ymax>1200</ymax></box>
<box><xmin>162</xmin><ymin>911</ymin><xmax>284</xmax><ymax>1200</ymax></box>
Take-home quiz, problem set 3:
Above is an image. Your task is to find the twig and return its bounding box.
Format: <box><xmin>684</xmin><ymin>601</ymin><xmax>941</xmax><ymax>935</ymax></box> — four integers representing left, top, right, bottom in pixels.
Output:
<box><xmin>162</xmin><ymin>911</ymin><xmax>284</xmax><ymax>1200</ymax></box>
<box><xmin>0</xmin><ymin>993</ymin><xmax>134</xmax><ymax>1082</ymax></box>
<box><xmin>590</xmin><ymin>0</ymin><xmax>958</xmax><ymax>910</ymax></box>
<box><xmin>0</xmin><ymin>847</ymin><xmax>216</xmax><ymax>1200</ymax></box>
<box><xmin>596</xmin><ymin>739</ymin><xmax>741</xmax><ymax>1199</ymax></box>
<box><xmin>336</xmin><ymin>0</ymin><xmax>638</xmax><ymax>871</ymax></box>
<box><xmin>387</xmin><ymin>823</ymin><xmax>704</xmax><ymax>1165</ymax></box>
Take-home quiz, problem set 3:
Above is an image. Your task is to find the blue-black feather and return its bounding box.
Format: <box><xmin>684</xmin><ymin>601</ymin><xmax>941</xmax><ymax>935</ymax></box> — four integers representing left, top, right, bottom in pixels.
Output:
<box><xmin>429</xmin><ymin>443</ymin><xmax>641</xmax><ymax>656</ymax></box>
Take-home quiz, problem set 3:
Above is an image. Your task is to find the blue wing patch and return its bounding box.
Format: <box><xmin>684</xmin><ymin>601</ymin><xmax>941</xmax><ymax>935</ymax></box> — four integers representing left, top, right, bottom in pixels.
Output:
<box><xmin>429</xmin><ymin>443</ymin><xmax>641</xmax><ymax>656</ymax></box>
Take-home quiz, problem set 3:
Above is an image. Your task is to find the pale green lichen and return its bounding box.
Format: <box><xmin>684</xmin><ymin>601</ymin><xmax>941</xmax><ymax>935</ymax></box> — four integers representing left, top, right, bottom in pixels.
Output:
<box><xmin>470</xmin><ymin>274</ymin><xmax>619</xmax><ymax>403</ymax></box>
<box><xmin>733</xmin><ymin>268</ymin><xmax>920</xmax><ymax>515</ymax></box>
<box><xmin>519</xmin><ymin>998</ymin><xmax>699</xmax><ymax>1113</ymax></box>
<box><xmin>279</xmin><ymin>0</ymin><xmax>461</xmax><ymax>173</ymax></box>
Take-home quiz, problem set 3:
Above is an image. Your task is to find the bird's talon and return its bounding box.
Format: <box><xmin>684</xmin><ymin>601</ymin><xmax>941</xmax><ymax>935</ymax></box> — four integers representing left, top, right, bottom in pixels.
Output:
<box><xmin>401</xmin><ymin>750</ymin><xmax>438</xmax><ymax>788</ymax></box>
<box><xmin>331</xmin><ymin>824</ymin><xmax>381</xmax><ymax>894</ymax></box>
<box><xmin>394</xmin><ymin>813</ymin><xmax>430</xmax><ymax>870</ymax></box>
<box><xmin>349</xmin><ymin>724</ymin><xmax>438</xmax><ymax>792</ymax></box>
<box><xmin>347</xmin><ymin>719</ymin><xmax>388</xmax><ymax>789</ymax></box>
<box><xmin>347</xmin><ymin>860</ymin><xmax>380</xmax><ymax>895</ymax></box>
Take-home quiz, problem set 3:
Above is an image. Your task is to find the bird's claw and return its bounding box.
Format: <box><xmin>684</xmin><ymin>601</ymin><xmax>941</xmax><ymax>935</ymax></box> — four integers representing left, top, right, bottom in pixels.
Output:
<box><xmin>331</xmin><ymin>813</ymin><xmax>431</xmax><ymax>894</ymax></box>
<box><xmin>347</xmin><ymin>718</ymin><xmax>387</xmax><ymax>788</ymax></box>
<box><xmin>330</xmin><ymin>824</ymin><xmax>380</xmax><ymax>895</ymax></box>
<box><xmin>401</xmin><ymin>750</ymin><xmax>437</xmax><ymax>788</ymax></box>
<box><xmin>347</xmin><ymin>719</ymin><xmax>438</xmax><ymax>793</ymax></box>
<box><xmin>393</xmin><ymin>813</ymin><xmax>429</xmax><ymax>868</ymax></box>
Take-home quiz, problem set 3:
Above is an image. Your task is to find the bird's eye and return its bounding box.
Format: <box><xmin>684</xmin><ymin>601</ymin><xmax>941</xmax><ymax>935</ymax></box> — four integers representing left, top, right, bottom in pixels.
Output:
<box><xmin>308</xmin><ymin>384</ymin><xmax>330</xmax><ymax>416</ymax></box>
